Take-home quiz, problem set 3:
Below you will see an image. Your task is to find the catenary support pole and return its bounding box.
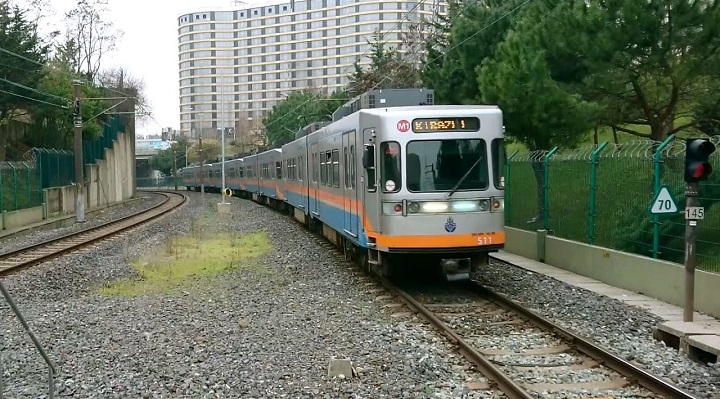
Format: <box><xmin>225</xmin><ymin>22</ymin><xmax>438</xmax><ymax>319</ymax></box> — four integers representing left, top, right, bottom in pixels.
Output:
<box><xmin>73</xmin><ymin>80</ymin><xmax>85</xmax><ymax>223</ymax></box>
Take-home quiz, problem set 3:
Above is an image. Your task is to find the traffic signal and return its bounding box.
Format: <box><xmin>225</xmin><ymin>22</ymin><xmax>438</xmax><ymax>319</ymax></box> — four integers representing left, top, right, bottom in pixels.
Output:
<box><xmin>684</xmin><ymin>138</ymin><xmax>716</xmax><ymax>183</ymax></box>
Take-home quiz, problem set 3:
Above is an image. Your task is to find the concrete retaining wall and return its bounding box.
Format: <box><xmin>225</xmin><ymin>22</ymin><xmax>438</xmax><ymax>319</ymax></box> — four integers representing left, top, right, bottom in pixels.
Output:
<box><xmin>503</xmin><ymin>227</ymin><xmax>720</xmax><ymax>318</ymax></box>
<box><xmin>1</xmin><ymin>131</ymin><xmax>135</xmax><ymax>231</ymax></box>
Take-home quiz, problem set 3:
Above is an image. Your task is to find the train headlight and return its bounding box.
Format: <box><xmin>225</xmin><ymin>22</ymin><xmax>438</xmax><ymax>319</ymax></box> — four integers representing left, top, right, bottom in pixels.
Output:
<box><xmin>452</xmin><ymin>201</ymin><xmax>480</xmax><ymax>212</ymax></box>
<box><xmin>477</xmin><ymin>200</ymin><xmax>490</xmax><ymax>212</ymax></box>
<box><xmin>421</xmin><ymin>202</ymin><xmax>448</xmax><ymax>212</ymax></box>
<box><xmin>408</xmin><ymin>202</ymin><xmax>420</xmax><ymax>213</ymax></box>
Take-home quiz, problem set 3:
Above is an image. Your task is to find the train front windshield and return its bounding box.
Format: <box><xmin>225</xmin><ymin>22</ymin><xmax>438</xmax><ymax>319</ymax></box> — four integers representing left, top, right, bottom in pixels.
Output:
<box><xmin>379</xmin><ymin>139</ymin><xmax>505</xmax><ymax>194</ymax></box>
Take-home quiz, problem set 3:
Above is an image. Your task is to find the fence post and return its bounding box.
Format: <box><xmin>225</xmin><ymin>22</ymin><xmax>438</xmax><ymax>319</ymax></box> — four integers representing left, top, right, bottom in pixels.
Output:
<box><xmin>543</xmin><ymin>146</ymin><xmax>559</xmax><ymax>231</ymax></box>
<box><xmin>9</xmin><ymin>163</ymin><xmax>17</xmax><ymax>211</ymax></box>
<box><xmin>652</xmin><ymin>134</ymin><xmax>676</xmax><ymax>259</ymax></box>
<box><xmin>36</xmin><ymin>150</ymin><xmax>44</xmax><ymax>202</ymax></box>
<box><xmin>505</xmin><ymin>150</ymin><xmax>519</xmax><ymax>225</ymax></box>
<box><xmin>0</xmin><ymin>162</ymin><xmax>4</xmax><ymax>214</ymax></box>
<box><xmin>588</xmin><ymin>142</ymin><xmax>608</xmax><ymax>245</ymax></box>
<box><xmin>21</xmin><ymin>162</ymin><xmax>30</xmax><ymax>208</ymax></box>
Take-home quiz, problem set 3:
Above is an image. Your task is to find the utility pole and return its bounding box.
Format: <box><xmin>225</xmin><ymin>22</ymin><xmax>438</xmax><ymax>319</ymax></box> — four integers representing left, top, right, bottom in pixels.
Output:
<box><xmin>221</xmin><ymin>82</ymin><xmax>228</xmax><ymax>204</ymax></box>
<box><xmin>72</xmin><ymin>80</ymin><xmax>85</xmax><ymax>223</ymax></box>
<box><xmin>172</xmin><ymin>144</ymin><xmax>178</xmax><ymax>191</ymax></box>
<box><xmin>199</xmin><ymin>136</ymin><xmax>204</xmax><ymax>195</ymax></box>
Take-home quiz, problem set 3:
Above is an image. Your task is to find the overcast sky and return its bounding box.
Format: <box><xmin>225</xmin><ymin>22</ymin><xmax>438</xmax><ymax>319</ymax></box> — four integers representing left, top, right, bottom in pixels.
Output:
<box><xmin>18</xmin><ymin>0</ymin><xmax>276</xmax><ymax>138</ymax></box>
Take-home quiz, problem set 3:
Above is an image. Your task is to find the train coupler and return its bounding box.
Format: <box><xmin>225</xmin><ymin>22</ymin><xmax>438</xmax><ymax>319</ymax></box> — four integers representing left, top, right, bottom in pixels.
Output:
<box><xmin>440</xmin><ymin>258</ymin><xmax>472</xmax><ymax>282</ymax></box>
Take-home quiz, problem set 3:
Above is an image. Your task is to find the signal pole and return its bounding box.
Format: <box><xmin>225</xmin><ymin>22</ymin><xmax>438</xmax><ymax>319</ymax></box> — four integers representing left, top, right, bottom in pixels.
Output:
<box><xmin>683</xmin><ymin>181</ymin><xmax>699</xmax><ymax>322</ymax></box>
<box><xmin>682</xmin><ymin>138</ymin><xmax>715</xmax><ymax>322</ymax></box>
<box><xmin>73</xmin><ymin>80</ymin><xmax>85</xmax><ymax>223</ymax></box>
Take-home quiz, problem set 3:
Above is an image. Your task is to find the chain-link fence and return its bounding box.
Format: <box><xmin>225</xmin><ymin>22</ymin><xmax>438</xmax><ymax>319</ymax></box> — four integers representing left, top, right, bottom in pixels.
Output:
<box><xmin>507</xmin><ymin>135</ymin><xmax>720</xmax><ymax>273</ymax></box>
<box><xmin>0</xmin><ymin>161</ymin><xmax>43</xmax><ymax>212</ymax></box>
<box><xmin>1</xmin><ymin>115</ymin><xmax>126</xmax><ymax>215</ymax></box>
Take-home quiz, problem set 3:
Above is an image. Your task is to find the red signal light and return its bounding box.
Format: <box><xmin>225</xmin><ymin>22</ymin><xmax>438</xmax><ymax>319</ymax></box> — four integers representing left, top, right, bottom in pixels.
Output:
<box><xmin>394</xmin><ymin>204</ymin><xmax>402</xmax><ymax>212</ymax></box>
<box><xmin>692</xmin><ymin>163</ymin><xmax>712</xmax><ymax>179</ymax></box>
<box><xmin>685</xmin><ymin>139</ymin><xmax>716</xmax><ymax>183</ymax></box>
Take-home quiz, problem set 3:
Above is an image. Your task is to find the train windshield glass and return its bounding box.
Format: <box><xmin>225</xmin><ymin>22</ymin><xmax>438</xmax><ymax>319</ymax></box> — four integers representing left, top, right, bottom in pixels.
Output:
<box><xmin>406</xmin><ymin>139</ymin><xmax>489</xmax><ymax>192</ymax></box>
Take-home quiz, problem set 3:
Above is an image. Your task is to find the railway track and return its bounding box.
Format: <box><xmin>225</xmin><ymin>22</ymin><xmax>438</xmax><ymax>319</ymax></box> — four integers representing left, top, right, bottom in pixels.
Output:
<box><xmin>370</xmin><ymin>275</ymin><xmax>698</xmax><ymax>399</ymax></box>
<box><xmin>0</xmin><ymin>190</ymin><xmax>187</xmax><ymax>276</ymax></box>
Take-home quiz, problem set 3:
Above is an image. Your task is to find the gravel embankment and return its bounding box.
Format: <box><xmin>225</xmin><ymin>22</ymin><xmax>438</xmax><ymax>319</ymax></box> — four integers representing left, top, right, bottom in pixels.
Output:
<box><xmin>0</xmin><ymin>192</ymin><xmax>166</xmax><ymax>254</ymax></box>
<box><xmin>473</xmin><ymin>260</ymin><xmax>720</xmax><ymax>398</ymax></box>
<box><xmin>0</xmin><ymin>191</ymin><xmax>491</xmax><ymax>399</ymax></box>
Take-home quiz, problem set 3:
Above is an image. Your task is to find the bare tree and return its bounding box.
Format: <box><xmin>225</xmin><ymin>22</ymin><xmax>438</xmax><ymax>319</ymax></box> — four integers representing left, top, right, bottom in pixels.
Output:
<box><xmin>96</xmin><ymin>67</ymin><xmax>151</xmax><ymax>127</ymax></box>
<box><xmin>63</xmin><ymin>0</ymin><xmax>123</xmax><ymax>82</ymax></box>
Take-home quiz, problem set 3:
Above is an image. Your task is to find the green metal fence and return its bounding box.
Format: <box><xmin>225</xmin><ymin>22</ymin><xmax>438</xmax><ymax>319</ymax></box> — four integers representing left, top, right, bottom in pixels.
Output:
<box><xmin>1</xmin><ymin>115</ymin><xmax>126</xmax><ymax>215</ymax></box>
<box><xmin>0</xmin><ymin>161</ymin><xmax>43</xmax><ymax>212</ymax></box>
<box><xmin>507</xmin><ymin>135</ymin><xmax>720</xmax><ymax>273</ymax></box>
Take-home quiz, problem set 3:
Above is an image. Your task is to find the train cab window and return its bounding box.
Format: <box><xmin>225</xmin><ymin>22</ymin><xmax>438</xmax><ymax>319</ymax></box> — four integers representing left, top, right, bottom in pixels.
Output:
<box><xmin>380</xmin><ymin>142</ymin><xmax>401</xmax><ymax>193</ymax></box>
<box><xmin>331</xmin><ymin>149</ymin><xmax>339</xmax><ymax>188</ymax></box>
<box><xmin>406</xmin><ymin>139</ymin><xmax>489</xmax><ymax>192</ymax></box>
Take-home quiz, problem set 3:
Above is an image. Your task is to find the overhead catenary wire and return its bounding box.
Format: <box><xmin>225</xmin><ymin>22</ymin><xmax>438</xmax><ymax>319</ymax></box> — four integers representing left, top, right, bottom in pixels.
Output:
<box><xmin>0</xmin><ymin>45</ymin><xmax>149</xmax><ymax>110</ymax></box>
<box><xmin>0</xmin><ymin>77</ymin><xmax>70</xmax><ymax>104</ymax></box>
<box><xmin>0</xmin><ymin>87</ymin><xmax>68</xmax><ymax>109</ymax></box>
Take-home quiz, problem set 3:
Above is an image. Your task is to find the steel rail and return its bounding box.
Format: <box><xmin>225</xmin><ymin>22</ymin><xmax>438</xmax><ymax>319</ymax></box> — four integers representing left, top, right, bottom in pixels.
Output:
<box><xmin>378</xmin><ymin>277</ymin><xmax>535</xmax><ymax>399</ymax></box>
<box><xmin>474</xmin><ymin>276</ymin><xmax>698</xmax><ymax>399</ymax></box>
<box><xmin>0</xmin><ymin>190</ymin><xmax>187</xmax><ymax>275</ymax></box>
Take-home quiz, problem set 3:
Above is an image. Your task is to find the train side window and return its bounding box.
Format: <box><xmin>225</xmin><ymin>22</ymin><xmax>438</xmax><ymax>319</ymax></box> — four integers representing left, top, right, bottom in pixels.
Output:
<box><xmin>315</xmin><ymin>153</ymin><xmax>319</xmax><ymax>183</ymax></box>
<box><xmin>350</xmin><ymin>145</ymin><xmax>355</xmax><ymax>189</ymax></box>
<box><xmin>343</xmin><ymin>147</ymin><xmax>349</xmax><ymax>188</ymax></box>
<box><xmin>380</xmin><ymin>141</ymin><xmax>401</xmax><ymax>193</ymax></box>
<box><xmin>363</xmin><ymin>144</ymin><xmax>376</xmax><ymax>191</ymax></box>
<box><xmin>276</xmin><ymin>161</ymin><xmax>282</xmax><ymax>179</ymax></box>
<box><xmin>325</xmin><ymin>151</ymin><xmax>331</xmax><ymax>186</ymax></box>
<box><xmin>300</xmin><ymin>155</ymin><xmax>305</xmax><ymax>181</ymax></box>
<box><xmin>320</xmin><ymin>153</ymin><xmax>326</xmax><ymax>185</ymax></box>
<box><xmin>331</xmin><ymin>149</ymin><xmax>339</xmax><ymax>188</ymax></box>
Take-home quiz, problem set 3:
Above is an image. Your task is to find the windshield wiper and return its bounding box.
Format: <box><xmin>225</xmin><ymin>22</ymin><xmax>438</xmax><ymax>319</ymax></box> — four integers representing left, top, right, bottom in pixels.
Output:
<box><xmin>446</xmin><ymin>156</ymin><xmax>483</xmax><ymax>200</ymax></box>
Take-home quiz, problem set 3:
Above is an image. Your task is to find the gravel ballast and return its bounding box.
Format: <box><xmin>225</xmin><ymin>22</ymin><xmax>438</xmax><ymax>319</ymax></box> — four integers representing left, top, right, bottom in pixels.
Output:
<box><xmin>473</xmin><ymin>259</ymin><xmax>720</xmax><ymax>398</ymax></box>
<box><xmin>0</xmin><ymin>192</ymin><xmax>166</xmax><ymax>254</ymax></box>
<box><xmin>0</xmin><ymin>192</ymin><xmax>489</xmax><ymax>398</ymax></box>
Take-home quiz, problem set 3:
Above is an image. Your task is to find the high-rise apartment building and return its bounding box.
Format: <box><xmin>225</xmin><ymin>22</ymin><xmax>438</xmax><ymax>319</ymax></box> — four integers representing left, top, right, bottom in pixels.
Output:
<box><xmin>177</xmin><ymin>0</ymin><xmax>444</xmax><ymax>138</ymax></box>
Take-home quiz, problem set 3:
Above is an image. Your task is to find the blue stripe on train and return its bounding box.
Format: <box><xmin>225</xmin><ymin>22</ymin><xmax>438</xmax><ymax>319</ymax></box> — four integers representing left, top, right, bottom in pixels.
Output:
<box><xmin>184</xmin><ymin>181</ymin><xmax>368</xmax><ymax>248</ymax></box>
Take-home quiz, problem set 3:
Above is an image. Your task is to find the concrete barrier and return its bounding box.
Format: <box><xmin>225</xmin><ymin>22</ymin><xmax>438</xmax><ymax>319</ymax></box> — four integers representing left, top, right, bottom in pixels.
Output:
<box><xmin>1</xmin><ymin>207</ymin><xmax>44</xmax><ymax>231</ymax></box>
<box><xmin>1</xmin><ymin>130</ymin><xmax>135</xmax><ymax>233</ymax></box>
<box><xmin>503</xmin><ymin>227</ymin><xmax>720</xmax><ymax>319</ymax></box>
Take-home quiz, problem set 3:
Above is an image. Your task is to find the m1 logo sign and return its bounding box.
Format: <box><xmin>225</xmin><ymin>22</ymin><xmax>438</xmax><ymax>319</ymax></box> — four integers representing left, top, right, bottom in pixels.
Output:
<box><xmin>397</xmin><ymin>120</ymin><xmax>410</xmax><ymax>133</ymax></box>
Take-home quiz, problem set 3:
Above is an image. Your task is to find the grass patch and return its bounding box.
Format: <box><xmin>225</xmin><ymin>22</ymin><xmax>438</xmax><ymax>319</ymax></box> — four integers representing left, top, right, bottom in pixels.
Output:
<box><xmin>100</xmin><ymin>231</ymin><xmax>271</xmax><ymax>297</ymax></box>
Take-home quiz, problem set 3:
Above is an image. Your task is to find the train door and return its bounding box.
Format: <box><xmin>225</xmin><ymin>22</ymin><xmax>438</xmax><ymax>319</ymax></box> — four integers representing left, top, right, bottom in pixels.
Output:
<box><xmin>342</xmin><ymin>130</ymin><xmax>358</xmax><ymax>237</ymax></box>
<box><xmin>361</xmin><ymin>127</ymin><xmax>380</xmax><ymax>234</ymax></box>
<box><xmin>310</xmin><ymin>142</ymin><xmax>320</xmax><ymax>216</ymax></box>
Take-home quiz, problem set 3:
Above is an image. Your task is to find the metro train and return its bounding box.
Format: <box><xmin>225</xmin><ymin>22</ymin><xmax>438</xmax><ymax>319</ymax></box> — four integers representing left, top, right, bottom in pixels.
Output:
<box><xmin>180</xmin><ymin>92</ymin><xmax>506</xmax><ymax>281</ymax></box>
